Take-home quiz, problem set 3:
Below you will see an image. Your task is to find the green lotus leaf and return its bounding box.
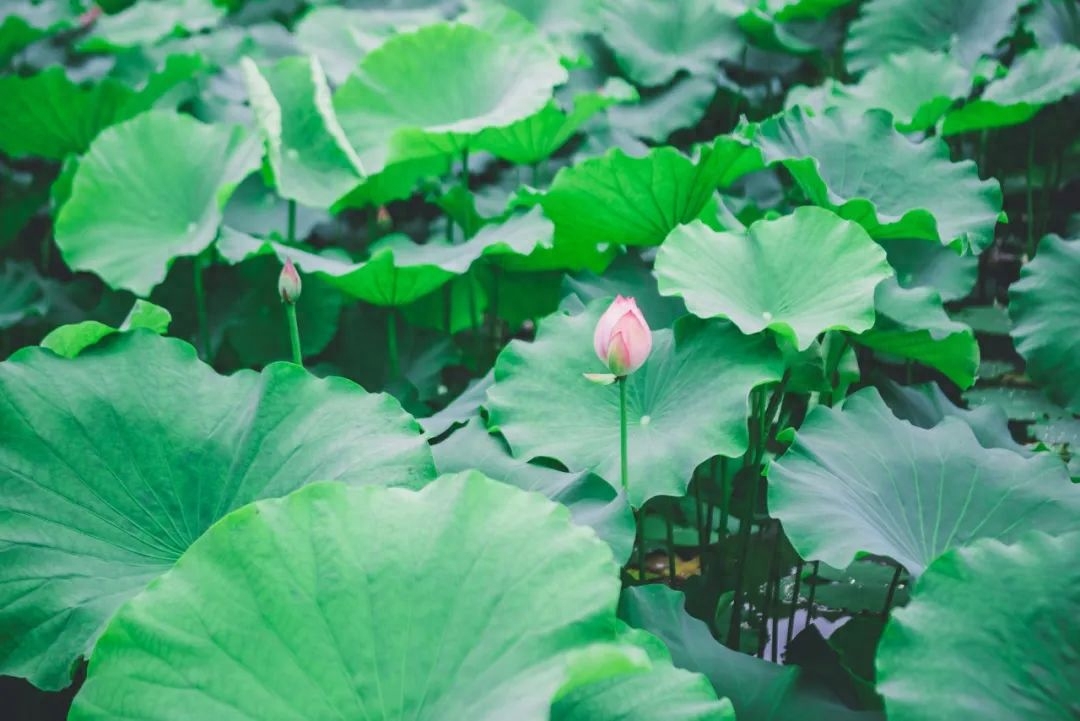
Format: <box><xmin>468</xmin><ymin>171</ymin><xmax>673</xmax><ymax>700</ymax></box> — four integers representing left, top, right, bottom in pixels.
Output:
<box><xmin>0</xmin><ymin>331</ymin><xmax>434</xmax><ymax>690</ymax></box>
<box><xmin>1025</xmin><ymin>0</ymin><xmax>1080</xmax><ymax>48</ymax></box>
<box><xmin>0</xmin><ymin>261</ymin><xmax>49</xmax><ymax>329</ymax></box>
<box><xmin>857</xmin><ymin>279</ymin><xmax>980</xmax><ymax>388</ymax></box>
<box><xmin>54</xmin><ymin>111</ymin><xmax>261</xmax><ymax>296</ymax></box>
<box><xmin>541</xmin><ymin>136</ymin><xmax>763</xmax><ymax>249</ymax></box>
<box><xmin>1032</xmin><ymin>416</ymin><xmax>1080</xmax><ymax>482</ymax></box>
<box><xmin>80</xmin><ymin>0</ymin><xmax>223</xmax><ymax>52</ymax></box>
<box><xmin>553</xmin><ymin>626</ymin><xmax>735</xmax><ymax>721</ymax></box>
<box><xmin>40</xmin><ymin>299</ymin><xmax>172</xmax><ymax>358</ymax></box>
<box><xmin>607</xmin><ymin>75</ymin><xmax>717</xmax><ymax>143</ymax></box>
<box><xmin>0</xmin><ymin>56</ymin><xmax>205</xmax><ymax>160</ymax></box>
<box><xmin>295</xmin><ymin>5</ymin><xmax>444</xmax><ymax>84</ymax></box>
<box><xmin>879</xmin><ymin>237</ymin><xmax>977</xmax><ymax>302</ymax></box>
<box><xmin>474</xmin><ymin>78</ymin><xmax>638</xmax><ymax>165</ymax></box>
<box><xmin>877</xmin><ymin>531</ymin><xmax>1080</xmax><ymax>721</ymax></box>
<box><xmin>963</xmin><ymin>386</ymin><xmax>1074</xmax><ymax>425</ymax></box>
<box><xmin>0</xmin><ymin>0</ymin><xmax>75</xmax><ymax>65</ymax></box>
<box><xmin>465</xmin><ymin>0</ymin><xmax>600</xmax><ymax>60</ymax></box>
<box><xmin>564</xmin><ymin>257</ymin><xmax>688</xmax><ymax>331</ymax></box>
<box><xmin>486</xmin><ymin>302</ymin><xmax>784</xmax><ymax>507</ymax></box>
<box><xmin>656</xmin><ymin>207</ymin><xmax>892</xmax><ymax>350</ymax></box>
<box><xmin>877</xmin><ymin>378</ymin><xmax>1029</xmax><ymax>455</ymax></box>
<box><xmin>620</xmin><ymin>585</ymin><xmax>882</xmax><ymax>721</ymax></box>
<box><xmin>333</xmin><ymin>21</ymin><xmax>567</xmax><ymax>175</ymax></box>
<box><xmin>334</xmin><ymin>154</ymin><xmax>453</xmax><ymax>209</ymax></box>
<box><xmin>788</xmin><ymin>49</ymin><xmax>971</xmax><ymax>132</ymax></box>
<box><xmin>1009</xmin><ymin>235</ymin><xmax>1080</xmax><ymax>412</ymax></box>
<box><xmin>845</xmin><ymin>0</ymin><xmax>1024</xmax><ymax>74</ymax></box>
<box><xmin>768</xmin><ymin>387</ymin><xmax>1078</xmax><ymax>576</ymax></box>
<box><xmin>241</xmin><ymin>55</ymin><xmax>365</xmax><ymax>208</ymax></box>
<box><xmin>943</xmin><ymin>46</ymin><xmax>1080</xmax><ymax>134</ymax></box>
<box><xmin>757</xmin><ymin>0</ymin><xmax>855</xmax><ymax>21</ymax></box>
<box><xmin>69</xmin><ymin>472</ymin><xmax>650</xmax><ymax>720</ymax></box>
<box><xmin>750</xmin><ymin>107</ymin><xmax>1003</xmax><ymax>252</ymax></box>
<box><xmin>218</xmin><ymin>208</ymin><xmax>552</xmax><ymax>306</ymax></box>
<box><xmin>734</xmin><ymin>6</ymin><xmax>820</xmax><ymax>55</ymax></box>
<box><xmin>599</xmin><ymin>0</ymin><xmax>743</xmax><ymax>87</ymax></box>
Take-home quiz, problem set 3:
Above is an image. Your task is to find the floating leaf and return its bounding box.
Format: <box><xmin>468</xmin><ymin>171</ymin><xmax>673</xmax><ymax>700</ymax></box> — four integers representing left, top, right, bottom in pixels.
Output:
<box><xmin>218</xmin><ymin>208</ymin><xmax>552</xmax><ymax>306</ymax></box>
<box><xmin>943</xmin><ymin>46</ymin><xmax>1080</xmax><ymax>134</ymax></box>
<box><xmin>552</xmin><ymin>626</ymin><xmax>735</xmax><ymax>721</ymax></box>
<box><xmin>80</xmin><ymin>0</ymin><xmax>224</xmax><ymax>51</ymax></box>
<box><xmin>599</xmin><ymin>0</ymin><xmax>743</xmax><ymax>87</ymax></box>
<box><xmin>541</xmin><ymin>137</ymin><xmax>762</xmax><ymax>249</ymax></box>
<box><xmin>241</xmin><ymin>55</ymin><xmax>365</xmax><ymax>208</ymax></box>
<box><xmin>40</xmin><ymin>299</ymin><xmax>172</xmax><ymax>358</ymax></box>
<box><xmin>333</xmin><ymin>21</ymin><xmax>567</xmax><ymax>174</ymax></box>
<box><xmin>474</xmin><ymin>78</ymin><xmax>638</xmax><ymax>165</ymax></box>
<box><xmin>750</xmin><ymin>108</ymin><xmax>1003</xmax><ymax>252</ymax></box>
<box><xmin>857</xmin><ymin>280</ymin><xmax>980</xmax><ymax>388</ymax></box>
<box><xmin>845</xmin><ymin>0</ymin><xmax>1024</xmax><ymax>74</ymax></box>
<box><xmin>0</xmin><ymin>332</ymin><xmax>433</xmax><ymax>690</ymax></box>
<box><xmin>768</xmin><ymin>387</ymin><xmax>1078</xmax><ymax>576</ymax></box>
<box><xmin>70</xmin><ymin>473</ymin><xmax>645</xmax><ymax>720</ymax></box>
<box><xmin>486</xmin><ymin>303</ymin><xmax>784</xmax><ymax>507</ymax></box>
<box><xmin>1009</xmin><ymin>235</ymin><xmax>1080</xmax><ymax>412</ymax></box>
<box><xmin>54</xmin><ymin>111</ymin><xmax>261</xmax><ymax>296</ymax></box>
<box><xmin>877</xmin><ymin>532</ymin><xmax>1080</xmax><ymax>721</ymax></box>
<box><xmin>433</xmin><ymin>418</ymin><xmax>636</xmax><ymax>562</ymax></box>
<box><xmin>656</xmin><ymin>207</ymin><xmax>892</xmax><ymax>350</ymax></box>
<box><xmin>620</xmin><ymin>585</ymin><xmax>882</xmax><ymax>721</ymax></box>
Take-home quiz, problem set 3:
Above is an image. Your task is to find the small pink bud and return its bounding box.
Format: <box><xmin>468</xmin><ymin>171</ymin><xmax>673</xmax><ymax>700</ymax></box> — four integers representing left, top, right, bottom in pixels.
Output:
<box><xmin>593</xmin><ymin>296</ymin><xmax>652</xmax><ymax>377</ymax></box>
<box><xmin>376</xmin><ymin>205</ymin><xmax>392</xmax><ymax>230</ymax></box>
<box><xmin>278</xmin><ymin>258</ymin><xmax>301</xmax><ymax>304</ymax></box>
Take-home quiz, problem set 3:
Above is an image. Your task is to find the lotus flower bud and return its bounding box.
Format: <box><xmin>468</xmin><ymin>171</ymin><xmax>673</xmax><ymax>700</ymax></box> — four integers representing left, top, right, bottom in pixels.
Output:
<box><xmin>593</xmin><ymin>296</ymin><xmax>652</xmax><ymax>377</ymax></box>
<box><xmin>376</xmin><ymin>205</ymin><xmax>393</xmax><ymax>231</ymax></box>
<box><xmin>278</xmin><ymin>258</ymin><xmax>301</xmax><ymax>304</ymax></box>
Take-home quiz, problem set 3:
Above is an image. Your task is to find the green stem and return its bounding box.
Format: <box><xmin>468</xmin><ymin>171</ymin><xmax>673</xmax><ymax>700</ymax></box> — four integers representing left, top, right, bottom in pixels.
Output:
<box><xmin>531</xmin><ymin>162</ymin><xmax>541</xmax><ymax>187</ymax></box>
<box><xmin>193</xmin><ymin>255</ymin><xmax>209</xmax><ymax>361</ymax></box>
<box><xmin>287</xmin><ymin>199</ymin><xmax>297</xmax><ymax>243</ymax></box>
<box><xmin>387</xmin><ymin>309</ymin><xmax>400</xmax><ymax>381</ymax></box>
<box><xmin>1026</xmin><ymin>124</ymin><xmax>1036</xmax><ymax>258</ymax></box>
<box><xmin>635</xmin><ymin>506</ymin><xmax>646</xmax><ymax>582</ymax></box>
<box><xmin>806</xmin><ymin>561</ymin><xmax>820</xmax><ymax>626</ymax></box>
<box><xmin>666</xmin><ymin>505</ymin><xmax>677</xmax><ymax>584</ymax></box>
<box><xmin>284</xmin><ymin>302</ymin><xmax>302</xmax><ymax>366</ymax></box>
<box><xmin>881</xmin><ymin>563</ymin><xmax>903</xmax><ymax>618</ymax></box>
<box><xmin>787</xmin><ymin>558</ymin><xmax>803</xmax><ymax>646</ymax></box>
<box><xmin>488</xmin><ymin>266</ymin><xmax>501</xmax><ymax>365</ymax></box>
<box><xmin>727</xmin><ymin>388</ymin><xmax>765</xmax><ymax>648</ymax></box>
<box><xmin>619</xmin><ymin>376</ymin><xmax>629</xmax><ymax>493</ymax></box>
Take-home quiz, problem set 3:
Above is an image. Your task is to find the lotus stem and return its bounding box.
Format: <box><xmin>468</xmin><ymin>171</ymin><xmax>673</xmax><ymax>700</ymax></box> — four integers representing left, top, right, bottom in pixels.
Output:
<box><xmin>387</xmin><ymin>309</ymin><xmax>400</xmax><ymax>381</ymax></box>
<box><xmin>727</xmin><ymin>387</ymin><xmax>766</xmax><ymax>648</ymax></box>
<box><xmin>806</xmin><ymin>560</ymin><xmax>820</xmax><ymax>629</ymax></box>
<box><xmin>787</xmin><ymin>558</ymin><xmax>804</xmax><ymax>646</ymax></box>
<box><xmin>882</xmin><ymin>563</ymin><xmax>904</xmax><ymax>617</ymax></box>
<box><xmin>287</xmin><ymin>199</ymin><xmax>296</xmax><ymax>244</ymax></box>
<box><xmin>488</xmin><ymin>266</ymin><xmax>501</xmax><ymax>365</ymax></box>
<box><xmin>666</xmin><ymin>505</ymin><xmax>677</xmax><ymax>584</ymax></box>
<box><xmin>1026</xmin><ymin>124</ymin><xmax>1035</xmax><ymax>259</ymax></box>
<box><xmin>285</xmin><ymin>303</ymin><xmax>302</xmax><ymax>367</ymax></box>
<box><xmin>193</xmin><ymin>254</ymin><xmax>209</xmax><ymax>361</ymax></box>
<box><xmin>618</xmin><ymin>376</ymin><xmax>629</xmax><ymax>493</ymax></box>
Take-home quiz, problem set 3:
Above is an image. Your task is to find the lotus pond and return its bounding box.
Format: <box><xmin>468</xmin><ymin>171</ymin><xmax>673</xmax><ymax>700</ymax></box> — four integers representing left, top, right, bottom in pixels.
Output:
<box><xmin>1</xmin><ymin>0</ymin><xmax>1079</xmax><ymax>719</ymax></box>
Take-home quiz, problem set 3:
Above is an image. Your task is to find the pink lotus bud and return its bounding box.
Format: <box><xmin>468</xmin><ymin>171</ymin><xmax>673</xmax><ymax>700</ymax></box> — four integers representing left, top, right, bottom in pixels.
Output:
<box><xmin>376</xmin><ymin>205</ymin><xmax>392</xmax><ymax>230</ymax></box>
<box><xmin>593</xmin><ymin>296</ymin><xmax>652</xmax><ymax>376</ymax></box>
<box><xmin>278</xmin><ymin>258</ymin><xmax>301</xmax><ymax>304</ymax></box>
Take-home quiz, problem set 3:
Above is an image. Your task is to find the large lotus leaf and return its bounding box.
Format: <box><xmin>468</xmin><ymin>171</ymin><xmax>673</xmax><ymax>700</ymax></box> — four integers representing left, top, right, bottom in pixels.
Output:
<box><xmin>552</xmin><ymin>626</ymin><xmax>735</xmax><ymax>721</ymax></box>
<box><xmin>433</xmin><ymin>418</ymin><xmax>635</xmax><ymax>563</ymax></box>
<box><xmin>69</xmin><ymin>472</ymin><xmax>647</xmax><ymax>720</ymax></box>
<box><xmin>608</xmin><ymin>75</ymin><xmax>717</xmax><ymax>143</ymax></box>
<box><xmin>0</xmin><ymin>332</ymin><xmax>434</xmax><ymax>690</ymax></box>
<box><xmin>564</xmin><ymin>257</ymin><xmax>688</xmax><ymax>331</ymax></box>
<box><xmin>1025</xmin><ymin>0</ymin><xmax>1080</xmax><ymax>48</ymax></box>
<box><xmin>768</xmin><ymin>387</ymin><xmax>1079</xmax><ymax>576</ymax></box>
<box><xmin>599</xmin><ymin>0</ymin><xmax>743</xmax><ymax>87</ymax></box>
<box><xmin>857</xmin><ymin>280</ymin><xmax>980</xmax><ymax>388</ymax></box>
<box><xmin>541</xmin><ymin>137</ymin><xmax>763</xmax><ymax>249</ymax></box>
<box><xmin>217</xmin><ymin>208</ymin><xmax>552</xmax><ymax>305</ymax></box>
<box><xmin>0</xmin><ymin>58</ymin><xmax>205</xmax><ymax>160</ymax></box>
<box><xmin>943</xmin><ymin>46</ymin><xmax>1080</xmax><ymax>134</ymax></box>
<box><xmin>295</xmin><ymin>6</ymin><xmax>444</xmax><ymax>84</ymax></box>
<box><xmin>474</xmin><ymin>78</ymin><xmax>638</xmax><ymax>165</ymax></box>
<box><xmin>465</xmin><ymin>0</ymin><xmax>601</xmax><ymax>60</ymax></box>
<box><xmin>788</xmin><ymin>49</ymin><xmax>970</xmax><ymax>132</ymax></box>
<box><xmin>241</xmin><ymin>55</ymin><xmax>365</xmax><ymax>208</ymax></box>
<box><xmin>54</xmin><ymin>111</ymin><xmax>260</xmax><ymax>296</ymax></box>
<box><xmin>656</xmin><ymin>208</ymin><xmax>892</xmax><ymax>351</ymax></box>
<box><xmin>845</xmin><ymin>0</ymin><xmax>1024</xmax><ymax>74</ymax></box>
<box><xmin>0</xmin><ymin>261</ymin><xmax>49</xmax><ymax>329</ymax></box>
<box><xmin>486</xmin><ymin>303</ymin><xmax>784</xmax><ymax>507</ymax></box>
<box><xmin>40</xmin><ymin>299</ymin><xmax>172</xmax><ymax>359</ymax></box>
<box><xmin>750</xmin><ymin>108</ymin><xmax>1003</xmax><ymax>252</ymax></box>
<box><xmin>877</xmin><ymin>532</ymin><xmax>1080</xmax><ymax>720</ymax></box>
<box><xmin>333</xmin><ymin>21</ymin><xmax>567</xmax><ymax>174</ymax></box>
<box><xmin>1009</xmin><ymin>235</ymin><xmax>1080</xmax><ymax>412</ymax></box>
<box><xmin>879</xmin><ymin>237</ymin><xmax>977</xmax><ymax>302</ymax></box>
<box><xmin>620</xmin><ymin>585</ymin><xmax>882</xmax><ymax>721</ymax></box>
<box><xmin>80</xmin><ymin>0</ymin><xmax>223</xmax><ymax>51</ymax></box>
<box><xmin>0</xmin><ymin>0</ymin><xmax>74</xmax><ymax>65</ymax></box>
